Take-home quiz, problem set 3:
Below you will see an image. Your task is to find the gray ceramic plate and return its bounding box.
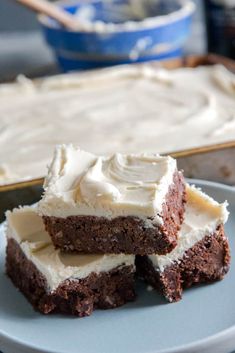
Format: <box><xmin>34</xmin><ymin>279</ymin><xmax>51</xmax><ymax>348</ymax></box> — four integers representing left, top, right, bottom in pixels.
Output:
<box><xmin>0</xmin><ymin>179</ymin><xmax>235</xmax><ymax>353</ymax></box>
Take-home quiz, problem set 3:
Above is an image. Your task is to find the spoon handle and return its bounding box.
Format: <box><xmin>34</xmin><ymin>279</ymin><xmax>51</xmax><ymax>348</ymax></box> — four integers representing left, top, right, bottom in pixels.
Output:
<box><xmin>16</xmin><ymin>0</ymin><xmax>78</xmax><ymax>30</ymax></box>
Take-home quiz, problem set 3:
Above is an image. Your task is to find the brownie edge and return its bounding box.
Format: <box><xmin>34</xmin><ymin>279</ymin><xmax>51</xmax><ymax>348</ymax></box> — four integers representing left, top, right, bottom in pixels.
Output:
<box><xmin>43</xmin><ymin>171</ymin><xmax>186</xmax><ymax>255</ymax></box>
<box><xmin>136</xmin><ymin>225</ymin><xmax>230</xmax><ymax>302</ymax></box>
<box><xmin>6</xmin><ymin>239</ymin><xmax>136</xmax><ymax>317</ymax></box>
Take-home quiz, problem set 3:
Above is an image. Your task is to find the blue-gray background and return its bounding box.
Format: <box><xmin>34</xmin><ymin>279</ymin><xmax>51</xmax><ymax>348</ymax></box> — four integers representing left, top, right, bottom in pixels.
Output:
<box><xmin>0</xmin><ymin>0</ymin><xmax>206</xmax><ymax>81</ymax></box>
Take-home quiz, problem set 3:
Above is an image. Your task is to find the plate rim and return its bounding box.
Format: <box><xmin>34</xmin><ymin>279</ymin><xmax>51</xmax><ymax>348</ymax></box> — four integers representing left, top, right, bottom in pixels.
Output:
<box><xmin>0</xmin><ymin>178</ymin><xmax>235</xmax><ymax>353</ymax></box>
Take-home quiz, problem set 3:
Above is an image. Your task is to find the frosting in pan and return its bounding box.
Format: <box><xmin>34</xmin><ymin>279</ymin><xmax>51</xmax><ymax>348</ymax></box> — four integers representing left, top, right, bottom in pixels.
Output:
<box><xmin>0</xmin><ymin>64</ymin><xmax>235</xmax><ymax>185</ymax></box>
<box><xmin>6</xmin><ymin>206</ymin><xmax>134</xmax><ymax>291</ymax></box>
<box><xmin>148</xmin><ymin>184</ymin><xmax>229</xmax><ymax>271</ymax></box>
<box><xmin>38</xmin><ymin>144</ymin><xmax>176</xmax><ymax>221</ymax></box>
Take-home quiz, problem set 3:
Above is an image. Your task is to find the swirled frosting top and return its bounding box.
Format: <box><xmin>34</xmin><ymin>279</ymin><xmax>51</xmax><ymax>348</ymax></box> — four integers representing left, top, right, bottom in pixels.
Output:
<box><xmin>38</xmin><ymin>144</ymin><xmax>177</xmax><ymax>221</ymax></box>
<box><xmin>0</xmin><ymin>63</ymin><xmax>235</xmax><ymax>185</ymax></box>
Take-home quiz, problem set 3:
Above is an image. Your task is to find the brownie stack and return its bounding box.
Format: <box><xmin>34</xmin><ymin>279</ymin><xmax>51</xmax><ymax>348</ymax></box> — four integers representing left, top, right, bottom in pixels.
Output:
<box><xmin>5</xmin><ymin>144</ymin><xmax>230</xmax><ymax>316</ymax></box>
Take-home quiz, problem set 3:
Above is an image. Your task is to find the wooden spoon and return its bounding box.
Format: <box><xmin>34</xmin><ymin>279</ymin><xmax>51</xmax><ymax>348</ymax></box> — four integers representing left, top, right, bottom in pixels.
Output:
<box><xmin>16</xmin><ymin>0</ymin><xmax>81</xmax><ymax>30</ymax></box>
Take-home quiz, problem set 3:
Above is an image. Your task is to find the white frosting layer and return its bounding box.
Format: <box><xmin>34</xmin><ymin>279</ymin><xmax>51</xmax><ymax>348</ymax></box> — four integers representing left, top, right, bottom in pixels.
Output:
<box><xmin>148</xmin><ymin>185</ymin><xmax>229</xmax><ymax>271</ymax></box>
<box><xmin>38</xmin><ymin>145</ymin><xmax>176</xmax><ymax>221</ymax></box>
<box><xmin>1</xmin><ymin>64</ymin><xmax>235</xmax><ymax>185</ymax></box>
<box><xmin>6</xmin><ymin>206</ymin><xmax>135</xmax><ymax>292</ymax></box>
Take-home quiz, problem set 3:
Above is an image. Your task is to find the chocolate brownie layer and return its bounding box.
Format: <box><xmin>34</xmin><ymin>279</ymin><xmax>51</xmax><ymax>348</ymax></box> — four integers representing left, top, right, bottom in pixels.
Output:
<box><xmin>6</xmin><ymin>239</ymin><xmax>136</xmax><ymax>317</ymax></box>
<box><xmin>136</xmin><ymin>225</ymin><xmax>230</xmax><ymax>302</ymax></box>
<box><xmin>43</xmin><ymin>171</ymin><xmax>186</xmax><ymax>255</ymax></box>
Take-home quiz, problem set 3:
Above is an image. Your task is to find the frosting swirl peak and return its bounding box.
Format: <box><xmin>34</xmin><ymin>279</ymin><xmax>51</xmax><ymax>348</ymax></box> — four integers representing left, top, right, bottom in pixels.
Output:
<box><xmin>40</xmin><ymin>145</ymin><xmax>177</xmax><ymax>221</ymax></box>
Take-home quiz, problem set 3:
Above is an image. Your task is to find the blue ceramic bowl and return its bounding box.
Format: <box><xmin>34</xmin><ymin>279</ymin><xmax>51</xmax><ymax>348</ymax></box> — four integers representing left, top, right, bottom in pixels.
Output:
<box><xmin>39</xmin><ymin>0</ymin><xmax>195</xmax><ymax>71</ymax></box>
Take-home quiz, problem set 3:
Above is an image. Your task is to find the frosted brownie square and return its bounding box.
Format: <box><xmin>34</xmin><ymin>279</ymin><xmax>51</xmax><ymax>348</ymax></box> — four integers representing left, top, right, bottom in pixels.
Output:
<box><xmin>136</xmin><ymin>185</ymin><xmax>230</xmax><ymax>302</ymax></box>
<box><xmin>38</xmin><ymin>144</ymin><xmax>186</xmax><ymax>255</ymax></box>
<box><xmin>6</xmin><ymin>207</ymin><xmax>135</xmax><ymax>317</ymax></box>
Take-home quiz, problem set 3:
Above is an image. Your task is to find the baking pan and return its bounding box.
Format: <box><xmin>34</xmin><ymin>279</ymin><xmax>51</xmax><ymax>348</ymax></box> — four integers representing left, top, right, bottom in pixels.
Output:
<box><xmin>0</xmin><ymin>54</ymin><xmax>235</xmax><ymax>221</ymax></box>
